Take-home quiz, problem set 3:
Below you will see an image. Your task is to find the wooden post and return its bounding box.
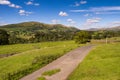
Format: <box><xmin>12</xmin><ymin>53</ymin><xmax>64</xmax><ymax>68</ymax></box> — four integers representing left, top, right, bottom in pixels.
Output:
<box><xmin>106</xmin><ymin>37</ymin><xmax>107</xmax><ymax>44</ymax></box>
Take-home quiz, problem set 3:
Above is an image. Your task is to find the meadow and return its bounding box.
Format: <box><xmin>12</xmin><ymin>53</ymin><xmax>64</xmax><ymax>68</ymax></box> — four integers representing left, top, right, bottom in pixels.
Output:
<box><xmin>68</xmin><ymin>42</ymin><xmax>120</xmax><ymax>80</ymax></box>
<box><xmin>0</xmin><ymin>41</ymin><xmax>73</xmax><ymax>55</ymax></box>
<box><xmin>0</xmin><ymin>41</ymin><xmax>81</xmax><ymax>80</ymax></box>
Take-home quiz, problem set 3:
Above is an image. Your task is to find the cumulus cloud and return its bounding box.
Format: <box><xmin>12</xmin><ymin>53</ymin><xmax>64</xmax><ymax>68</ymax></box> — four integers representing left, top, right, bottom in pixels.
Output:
<box><xmin>59</xmin><ymin>11</ymin><xmax>68</xmax><ymax>16</ymax></box>
<box><xmin>74</xmin><ymin>0</ymin><xmax>87</xmax><ymax>7</ymax></box>
<box><xmin>19</xmin><ymin>10</ymin><xmax>32</xmax><ymax>16</ymax></box>
<box><xmin>25</xmin><ymin>1</ymin><xmax>40</xmax><ymax>6</ymax></box>
<box><xmin>0</xmin><ymin>0</ymin><xmax>10</xmax><ymax>5</ymax></box>
<box><xmin>0</xmin><ymin>0</ymin><xmax>21</xmax><ymax>8</ymax></box>
<box><xmin>51</xmin><ymin>19</ymin><xmax>60</xmax><ymax>24</ymax></box>
<box><xmin>9</xmin><ymin>4</ymin><xmax>21</xmax><ymax>8</ymax></box>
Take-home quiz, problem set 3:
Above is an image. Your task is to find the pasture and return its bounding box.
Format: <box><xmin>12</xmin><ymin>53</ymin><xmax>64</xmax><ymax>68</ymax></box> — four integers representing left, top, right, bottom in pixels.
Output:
<box><xmin>68</xmin><ymin>42</ymin><xmax>120</xmax><ymax>80</ymax></box>
<box><xmin>0</xmin><ymin>41</ymin><xmax>80</xmax><ymax>80</ymax></box>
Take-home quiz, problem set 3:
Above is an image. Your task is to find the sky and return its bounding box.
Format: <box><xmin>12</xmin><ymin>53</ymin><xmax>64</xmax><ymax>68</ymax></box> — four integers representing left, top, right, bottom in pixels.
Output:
<box><xmin>0</xmin><ymin>0</ymin><xmax>120</xmax><ymax>29</ymax></box>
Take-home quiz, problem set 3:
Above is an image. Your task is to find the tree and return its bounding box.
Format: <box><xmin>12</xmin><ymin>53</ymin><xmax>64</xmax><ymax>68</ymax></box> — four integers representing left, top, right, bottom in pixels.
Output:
<box><xmin>0</xmin><ymin>29</ymin><xmax>9</xmax><ymax>45</ymax></box>
<box><xmin>74</xmin><ymin>31</ymin><xmax>91</xmax><ymax>44</ymax></box>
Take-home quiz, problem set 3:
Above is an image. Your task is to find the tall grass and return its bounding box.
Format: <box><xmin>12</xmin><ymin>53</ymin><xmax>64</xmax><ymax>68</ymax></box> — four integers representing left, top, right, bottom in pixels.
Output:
<box><xmin>68</xmin><ymin>43</ymin><xmax>120</xmax><ymax>80</ymax></box>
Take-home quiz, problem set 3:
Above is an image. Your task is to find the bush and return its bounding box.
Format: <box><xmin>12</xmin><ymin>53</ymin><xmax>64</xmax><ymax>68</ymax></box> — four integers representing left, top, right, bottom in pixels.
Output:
<box><xmin>74</xmin><ymin>31</ymin><xmax>91</xmax><ymax>44</ymax></box>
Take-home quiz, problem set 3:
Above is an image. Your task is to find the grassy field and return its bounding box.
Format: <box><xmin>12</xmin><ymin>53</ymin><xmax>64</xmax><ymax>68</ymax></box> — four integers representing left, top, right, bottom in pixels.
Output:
<box><xmin>0</xmin><ymin>41</ymin><xmax>82</xmax><ymax>80</ymax></box>
<box><xmin>91</xmin><ymin>37</ymin><xmax>120</xmax><ymax>44</ymax></box>
<box><xmin>68</xmin><ymin>43</ymin><xmax>120</xmax><ymax>80</ymax></box>
<box><xmin>0</xmin><ymin>41</ymin><xmax>74</xmax><ymax>55</ymax></box>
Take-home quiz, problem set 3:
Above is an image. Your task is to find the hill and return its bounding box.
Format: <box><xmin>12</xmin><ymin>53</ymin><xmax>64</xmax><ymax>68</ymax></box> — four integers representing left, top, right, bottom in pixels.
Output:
<box><xmin>0</xmin><ymin>22</ymin><xmax>79</xmax><ymax>44</ymax></box>
<box><xmin>0</xmin><ymin>21</ymin><xmax>79</xmax><ymax>32</ymax></box>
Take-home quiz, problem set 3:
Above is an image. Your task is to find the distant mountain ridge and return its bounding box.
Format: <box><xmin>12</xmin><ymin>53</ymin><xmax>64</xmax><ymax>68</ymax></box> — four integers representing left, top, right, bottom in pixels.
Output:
<box><xmin>87</xmin><ymin>26</ymin><xmax>120</xmax><ymax>31</ymax></box>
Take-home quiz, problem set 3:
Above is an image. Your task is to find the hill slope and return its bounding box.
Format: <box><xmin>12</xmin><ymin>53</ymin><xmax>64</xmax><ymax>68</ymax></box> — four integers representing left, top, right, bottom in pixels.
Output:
<box><xmin>0</xmin><ymin>21</ymin><xmax>79</xmax><ymax>32</ymax></box>
<box><xmin>0</xmin><ymin>22</ymin><xmax>79</xmax><ymax>44</ymax></box>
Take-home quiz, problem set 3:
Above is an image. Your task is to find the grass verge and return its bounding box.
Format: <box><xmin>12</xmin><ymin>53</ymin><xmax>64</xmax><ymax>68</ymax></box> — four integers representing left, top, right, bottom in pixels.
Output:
<box><xmin>42</xmin><ymin>69</ymin><xmax>61</xmax><ymax>76</ymax></box>
<box><xmin>37</xmin><ymin>76</ymin><xmax>46</xmax><ymax>80</ymax></box>
<box><xmin>68</xmin><ymin>43</ymin><xmax>120</xmax><ymax>80</ymax></box>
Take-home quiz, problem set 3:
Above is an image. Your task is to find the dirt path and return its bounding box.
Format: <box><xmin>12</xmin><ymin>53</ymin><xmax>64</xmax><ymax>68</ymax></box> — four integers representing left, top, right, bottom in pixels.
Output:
<box><xmin>20</xmin><ymin>45</ymin><xmax>94</xmax><ymax>80</ymax></box>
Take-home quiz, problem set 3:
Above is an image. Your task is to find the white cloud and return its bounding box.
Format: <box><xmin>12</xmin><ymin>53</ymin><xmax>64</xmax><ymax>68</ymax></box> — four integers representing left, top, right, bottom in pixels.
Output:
<box><xmin>0</xmin><ymin>0</ymin><xmax>10</xmax><ymax>5</ymax></box>
<box><xmin>95</xmin><ymin>11</ymin><xmax>120</xmax><ymax>14</ymax></box>
<box><xmin>25</xmin><ymin>1</ymin><xmax>40</xmax><ymax>6</ymax></box>
<box><xmin>83</xmin><ymin>18</ymin><xmax>101</xmax><ymax>27</ymax></box>
<box><xmin>67</xmin><ymin>19</ymin><xmax>73</xmax><ymax>22</ymax></box>
<box><xmin>84</xmin><ymin>13</ymin><xmax>89</xmax><ymax>17</ymax></box>
<box><xmin>0</xmin><ymin>0</ymin><xmax>21</xmax><ymax>8</ymax></box>
<box><xmin>71</xmin><ymin>10</ymin><xmax>87</xmax><ymax>12</ymax></box>
<box><xmin>51</xmin><ymin>19</ymin><xmax>60</xmax><ymax>24</ymax></box>
<box><xmin>70</xmin><ymin>6</ymin><xmax>120</xmax><ymax>14</ymax></box>
<box><xmin>87</xmin><ymin>18</ymin><xmax>101</xmax><ymax>23</ymax></box>
<box><xmin>111</xmin><ymin>21</ymin><xmax>120</xmax><ymax>26</ymax></box>
<box><xmin>9</xmin><ymin>4</ymin><xmax>15</xmax><ymax>7</ymax></box>
<box><xmin>105</xmin><ymin>21</ymin><xmax>120</xmax><ymax>27</ymax></box>
<box><xmin>59</xmin><ymin>11</ymin><xmax>68</xmax><ymax>16</ymax></box>
<box><xmin>91</xmin><ymin>6</ymin><xmax>120</xmax><ymax>11</ymax></box>
<box><xmin>19</xmin><ymin>10</ymin><xmax>32</xmax><ymax>16</ymax></box>
<box><xmin>67</xmin><ymin>19</ymin><xmax>76</xmax><ymax>26</ymax></box>
<box><xmin>15</xmin><ymin>5</ymin><xmax>21</xmax><ymax>8</ymax></box>
<box><xmin>26</xmin><ymin>1</ymin><xmax>33</xmax><ymax>5</ymax></box>
<box><xmin>9</xmin><ymin>4</ymin><xmax>21</xmax><ymax>8</ymax></box>
<box><xmin>73</xmin><ymin>0</ymin><xmax>87</xmax><ymax>7</ymax></box>
<box><xmin>80</xmin><ymin>0</ymin><xmax>87</xmax><ymax>4</ymax></box>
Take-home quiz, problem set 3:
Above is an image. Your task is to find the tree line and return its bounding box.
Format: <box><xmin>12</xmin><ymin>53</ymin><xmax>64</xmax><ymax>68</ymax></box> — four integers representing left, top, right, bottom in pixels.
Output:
<box><xmin>0</xmin><ymin>28</ymin><xmax>120</xmax><ymax>45</ymax></box>
<box><xmin>0</xmin><ymin>29</ymin><xmax>76</xmax><ymax>45</ymax></box>
<box><xmin>74</xmin><ymin>30</ymin><xmax>120</xmax><ymax>44</ymax></box>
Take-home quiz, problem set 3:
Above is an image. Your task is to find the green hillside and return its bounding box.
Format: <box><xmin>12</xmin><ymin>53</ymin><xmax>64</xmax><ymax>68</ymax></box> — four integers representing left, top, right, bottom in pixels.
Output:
<box><xmin>0</xmin><ymin>21</ymin><xmax>79</xmax><ymax>32</ymax></box>
<box><xmin>0</xmin><ymin>22</ymin><xmax>79</xmax><ymax>44</ymax></box>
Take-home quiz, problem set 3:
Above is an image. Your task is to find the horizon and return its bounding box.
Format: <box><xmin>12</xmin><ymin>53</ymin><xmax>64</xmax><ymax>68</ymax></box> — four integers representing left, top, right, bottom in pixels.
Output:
<box><xmin>0</xmin><ymin>0</ymin><xmax>120</xmax><ymax>29</ymax></box>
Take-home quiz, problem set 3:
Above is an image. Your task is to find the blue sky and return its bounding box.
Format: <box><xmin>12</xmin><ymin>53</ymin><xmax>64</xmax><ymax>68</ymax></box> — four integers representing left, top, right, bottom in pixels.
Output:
<box><xmin>0</xmin><ymin>0</ymin><xmax>120</xmax><ymax>29</ymax></box>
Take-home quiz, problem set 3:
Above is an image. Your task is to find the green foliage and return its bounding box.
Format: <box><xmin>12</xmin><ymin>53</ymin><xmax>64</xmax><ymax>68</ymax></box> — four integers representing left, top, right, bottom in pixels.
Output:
<box><xmin>68</xmin><ymin>43</ymin><xmax>120</xmax><ymax>80</ymax></box>
<box><xmin>74</xmin><ymin>31</ymin><xmax>91</xmax><ymax>44</ymax></box>
<box><xmin>92</xmin><ymin>30</ymin><xmax>120</xmax><ymax>40</ymax></box>
<box><xmin>42</xmin><ymin>69</ymin><xmax>60</xmax><ymax>76</ymax></box>
<box><xmin>0</xmin><ymin>29</ymin><xmax>9</xmax><ymax>45</ymax></box>
<box><xmin>37</xmin><ymin>76</ymin><xmax>46</xmax><ymax>80</ymax></box>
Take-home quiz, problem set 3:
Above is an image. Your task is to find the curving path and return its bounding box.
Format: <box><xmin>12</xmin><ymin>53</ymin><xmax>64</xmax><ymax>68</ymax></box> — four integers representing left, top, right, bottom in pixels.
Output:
<box><xmin>20</xmin><ymin>45</ymin><xmax>94</xmax><ymax>80</ymax></box>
